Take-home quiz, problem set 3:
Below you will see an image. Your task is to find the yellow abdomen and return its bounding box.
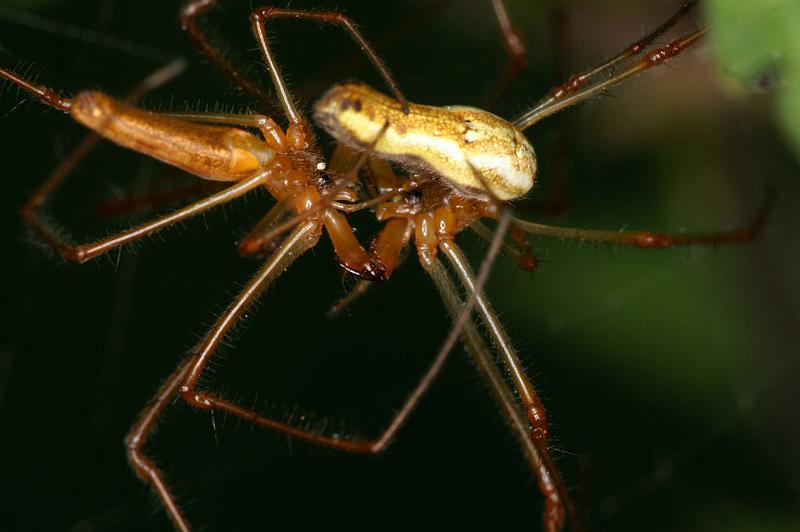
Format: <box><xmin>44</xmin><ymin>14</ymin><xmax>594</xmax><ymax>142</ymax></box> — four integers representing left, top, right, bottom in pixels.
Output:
<box><xmin>314</xmin><ymin>83</ymin><xmax>536</xmax><ymax>201</ymax></box>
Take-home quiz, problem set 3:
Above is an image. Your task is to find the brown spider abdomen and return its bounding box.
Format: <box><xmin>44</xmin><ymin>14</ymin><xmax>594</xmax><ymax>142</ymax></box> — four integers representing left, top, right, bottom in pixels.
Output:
<box><xmin>70</xmin><ymin>91</ymin><xmax>275</xmax><ymax>182</ymax></box>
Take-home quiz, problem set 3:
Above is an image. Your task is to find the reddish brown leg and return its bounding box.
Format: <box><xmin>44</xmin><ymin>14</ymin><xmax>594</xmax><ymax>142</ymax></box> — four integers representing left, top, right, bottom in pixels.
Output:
<box><xmin>414</xmin><ymin>205</ymin><xmax>573</xmax><ymax>530</ymax></box>
<box><xmin>249</xmin><ymin>6</ymin><xmax>409</xmax><ymax>125</ymax></box>
<box><xmin>513</xmin><ymin>194</ymin><xmax>773</xmax><ymax>248</ymax></box>
<box><xmin>149</xmin><ymin>110</ymin><xmax>282</xmax><ymax>139</ymax></box>
<box><xmin>366</xmin><ymin>157</ymin><xmax>402</xmax><ymax>194</ymax></box>
<box><xmin>238</xmin><ymin>191</ymin><xmax>383</xmax><ymax>266</ymax></box>
<box><xmin>0</xmin><ymin>65</ymin><xmax>73</xmax><ymax>111</ymax></box>
<box><xmin>439</xmin><ymin>236</ymin><xmax>576</xmax><ymax>531</ymax></box>
<box><xmin>25</xmin><ymin>169</ymin><xmax>272</xmax><ymax>263</ymax></box>
<box><xmin>126</xmin><ymin>357</ymin><xmax>195</xmax><ymax>532</ymax></box>
<box><xmin>125</xmin><ymin>218</ymin><xmax>486</xmax><ymax>525</ymax></box>
<box><xmin>422</xmin><ymin>253</ymin><xmax>572</xmax><ymax>532</ymax></box>
<box><xmin>514</xmin><ymin>1</ymin><xmax>703</xmax><ymax>129</ymax></box>
<box><xmin>237</xmin><ymin>199</ymin><xmax>290</xmax><ymax>257</ymax></box>
<box><xmin>179</xmin><ymin>0</ymin><xmax>274</xmax><ymax>107</ymax></box>
<box><xmin>126</xmin><ymin>221</ymin><xmax>320</xmax><ymax>532</ymax></box>
<box><xmin>325</xmin><ymin>152</ymin><xmax>410</xmax><ymax>315</ymax></box>
<box><xmin>470</xmin><ymin>220</ymin><xmax>539</xmax><ymax>272</ymax></box>
<box><xmin>508</xmin><ymin>222</ymin><xmax>539</xmax><ymax>271</ymax></box>
<box><xmin>326</xmin><ymin>278</ymin><xmax>375</xmax><ymax>318</ymax></box>
<box><xmin>545</xmin><ymin>0</ymin><xmax>700</xmax><ymax>102</ymax></box>
<box><xmin>486</xmin><ymin>0</ymin><xmax>529</xmax><ymax>108</ymax></box>
<box><xmin>96</xmin><ymin>177</ymin><xmax>225</xmax><ymax>218</ymax></box>
<box><xmin>129</xmin><ymin>218</ymin><xmax>492</xmax><ymax>532</ymax></box>
<box><xmin>513</xmin><ymin>2</ymin><xmax>571</xmax><ymax>219</ymax></box>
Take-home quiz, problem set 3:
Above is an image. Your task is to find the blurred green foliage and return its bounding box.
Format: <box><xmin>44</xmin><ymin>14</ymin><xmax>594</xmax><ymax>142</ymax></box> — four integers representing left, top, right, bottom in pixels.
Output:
<box><xmin>707</xmin><ymin>0</ymin><xmax>800</xmax><ymax>158</ymax></box>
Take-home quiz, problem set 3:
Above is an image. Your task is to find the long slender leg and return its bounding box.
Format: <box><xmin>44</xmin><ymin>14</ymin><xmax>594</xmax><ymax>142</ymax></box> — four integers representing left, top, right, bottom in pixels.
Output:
<box><xmin>148</xmin><ymin>110</ymin><xmax>301</xmax><ymax>158</ymax></box>
<box><xmin>153</xmin><ymin>110</ymin><xmax>275</xmax><ymax>130</ymax></box>
<box><xmin>514</xmin><ymin>1</ymin><xmax>571</xmax><ymax>219</ymax></box>
<box><xmin>126</xmin><ymin>221</ymin><xmax>319</xmax><ymax>532</ymax></box>
<box><xmin>486</xmin><ymin>0</ymin><xmax>529</xmax><ymax>108</ymax></box>
<box><xmin>443</xmin><ymin>239</ymin><xmax>551</xmax><ymax>440</ymax></box>
<box><xmin>515</xmin><ymin>2</ymin><xmax>704</xmax><ymax>129</ymax></box>
<box><xmin>176</xmin><ymin>218</ymin><xmax>456</xmax><ymax>449</ymax></box>
<box><xmin>434</xmin><ymin>209</ymin><xmax>513</xmax><ymax>378</ymax></box>
<box><xmin>421</xmin><ymin>257</ymin><xmax>570</xmax><ymax>532</ymax></box>
<box><xmin>440</xmin><ymin>236</ymin><xmax>579</xmax><ymax>530</ymax></box>
<box><xmin>132</xmin><ymin>218</ymin><xmax>494</xmax><ymax>530</ymax></box>
<box><xmin>250</xmin><ymin>6</ymin><xmax>409</xmax><ymax>125</ymax></box>
<box><xmin>179</xmin><ymin>0</ymin><xmax>274</xmax><ymax>107</ymax></box>
<box><xmin>126</xmin><ymin>357</ymin><xmax>194</xmax><ymax>532</ymax></box>
<box><xmin>471</xmin><ymin>220</ymin><xmax>539</xmax><ymax>272</ymax></box>
<box><xmin>548</xmin><ymin>0</ymin><xmax>699</xmax><ymax>100</ymax></box>
<box><xmin>0</xmin><ymin>56</ymin><xmax>185</xmax><ymax>112</ymax></box>
<box><xmin>96</xmin><ymin>178</ymin><xmax>225</xmax><ymax>218</ymax></box>
<box><xmin>432</xmin><ymin>208</ymin><xmax>573</xmax><ymax>530</ymax></box>
<box><xmin>25</xmin><ymin>169</ymin><xmax>271</xmax><ymax>263</ymax></box>
<box><xmin>327</xmin><ymin>279</ymin><xmax>375</xmax><ymax>318</ymax></box>
<box><xmin>512</xmin><ymin>194</ymin><xmax>772</xmax><ymax>247</ymax></box>
<box><xmin>237</xmin><ymin>198</ymin><xmax>289</xmax><ymax>256</ymax></box>
<box><xmin>0</xmin><ymin>65</ymin><xmax>72</xmax><ymax>111</ymax></box>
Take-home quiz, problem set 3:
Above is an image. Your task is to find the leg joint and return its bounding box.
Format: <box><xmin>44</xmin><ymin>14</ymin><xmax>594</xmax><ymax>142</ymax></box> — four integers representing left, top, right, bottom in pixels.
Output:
<box><xmin>179</xmin><ymin>387</ymin><xmax>212</xmax><ymax>410</ymax></box>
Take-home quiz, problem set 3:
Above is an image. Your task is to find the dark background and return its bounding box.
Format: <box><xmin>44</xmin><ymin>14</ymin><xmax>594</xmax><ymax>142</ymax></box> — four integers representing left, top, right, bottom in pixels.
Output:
<box><xmin>1</xmin><ymin>0</ymin><xmax>799</xmax><ymax>531</ymax></box>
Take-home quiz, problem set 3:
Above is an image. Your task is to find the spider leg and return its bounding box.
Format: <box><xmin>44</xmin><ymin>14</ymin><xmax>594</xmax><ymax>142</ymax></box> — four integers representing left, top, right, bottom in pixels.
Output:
<box><xmin>471</xmin><ymin>220</ymin><xmax>539</xmax><ymax>272</ymax></box>
<box><xmin>326</xmin><ymin>278</ymin><xmax>376</xmax><ymax>318</ymax></box>
<box><xmin>486</xmin><ymin>0</ymin><xmax>529</xmax><ymax>108</ymax></box>
<box><xmin>509</xmin><ymin>222</ymin><xmax>539</xmax><ymax>271</ymax></box>
<box><xmin>129</xmin><ymin>217</ymin><xmax>495</xmax><ymax>529</ymax></box>
<box><xmin>547</xmin><ymin>0</ymin><xmax>700</xmax><ymax>102</ymax></box>
<box><xmin>96</xmin><ymin>177</ymin><xmax>226</xmax><ymax>219</ymax></box>
<box><xmin>515</xmin><ymin>1</ymin><xmax>704</xmax><ymax>129</ymax></box>
<box><xmin>250</xmin><ymin>6</ymin><xmax>409</xmax><ymax>126</ymax></box>
<box><xmin>422</xmin><ymin>255</ymin><xmax>573</xmax><ymax>532</ymax></box>
<box><xmin>175</xmin><ymin>221</ymin><xmax>428</xmax><ymax>441</ymax></box>
<box><xmin>149</xmin><ymin>111</ymin><xmax>289</xmax><ymax>151</ymax></box>
<box><xmin>179</xmin><ymin>0</ymin><xmax>274</xmax><ymax>107</ymax></box>
<box><xmin>237</xmin><ymin>198</ymin><xmax>289</xmax><ymax>257</ymax></box>
<box><xmin>126</xmin><ymin>356</ymin><xmax>195</xmax><ymax>532</ymax></box>
<box><xmin>127</xmin><ymin>220</ymin><xmax>320</xmax><ymax>532</ymax></box>
<box><xmin>25</xmin><ymin>169</ymin><xmax>272</xmax><ymax>263</ymax></box>
<box><xmin>413</xmin><ymin>201</ymin><xmax>574</xmax><ymax>530</ymax></box>
<box><xmin>181</xmin><ymin>207</ymin><xmax>503</xmax><ymax>450</ymax></box>
<box><xmin>512</xmin><ymin>193</ymin><xmax>773</xmax><ymax>248</ymax></box>
<box><xmin>439</xmin><ymin>235</ymin><xmax>578</xmax><ymax>531</ymax></box>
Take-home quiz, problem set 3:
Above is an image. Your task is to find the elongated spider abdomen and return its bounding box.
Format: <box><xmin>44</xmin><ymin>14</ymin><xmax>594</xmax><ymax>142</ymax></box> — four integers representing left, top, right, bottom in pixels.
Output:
<box><xmin>314</xmin><ymin>82</ymin><xmax>536</xmax><ymax>200</ymax></box>
<box><xmin>71</xmin><ymin>91</ymin><xmax>275</xmax><ymax>182</ymax></box>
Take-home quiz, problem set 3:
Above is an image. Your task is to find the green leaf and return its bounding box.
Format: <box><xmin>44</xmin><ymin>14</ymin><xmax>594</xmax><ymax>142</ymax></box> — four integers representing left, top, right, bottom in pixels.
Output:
<box><xmin>707</xmin><ymin>0</ymin><xmax>800</xmax><ymax>159</ymax></box>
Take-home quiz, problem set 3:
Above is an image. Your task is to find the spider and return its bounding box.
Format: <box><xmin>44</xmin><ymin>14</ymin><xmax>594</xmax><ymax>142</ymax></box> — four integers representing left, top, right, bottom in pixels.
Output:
<box><xmin>0</xmin><ymin>1</ymin><xmax>769</xmax><ymax>530</ymax></box>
